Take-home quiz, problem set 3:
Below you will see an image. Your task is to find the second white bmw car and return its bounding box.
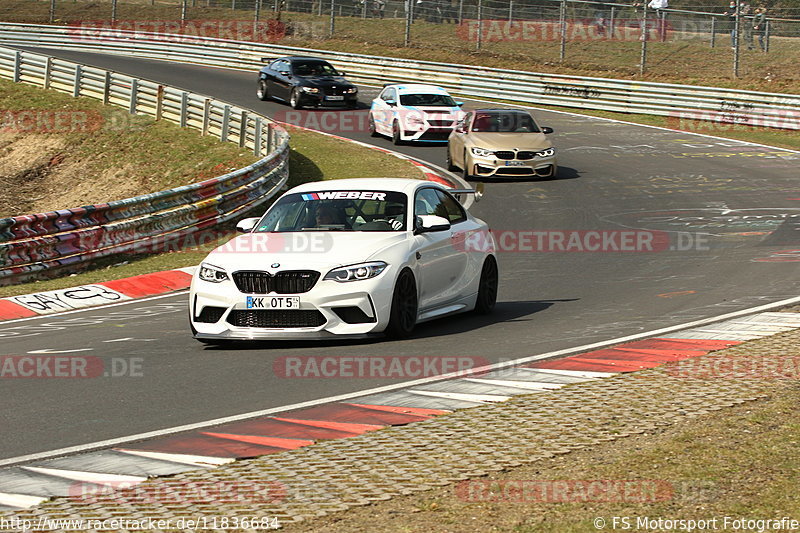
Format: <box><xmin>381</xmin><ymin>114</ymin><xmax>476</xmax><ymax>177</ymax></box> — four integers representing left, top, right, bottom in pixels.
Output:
<box><xmin>189</xmin><ymin>178</ymin><xmax>498</xmax><ymax>343</ymax></box>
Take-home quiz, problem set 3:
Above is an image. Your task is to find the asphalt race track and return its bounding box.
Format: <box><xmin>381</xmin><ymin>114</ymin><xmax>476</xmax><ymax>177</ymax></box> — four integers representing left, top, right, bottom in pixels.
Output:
<box><xmin>2</xmin><ymin>47</ymin><xmax>799</xmax><ymax>462</ymax></box>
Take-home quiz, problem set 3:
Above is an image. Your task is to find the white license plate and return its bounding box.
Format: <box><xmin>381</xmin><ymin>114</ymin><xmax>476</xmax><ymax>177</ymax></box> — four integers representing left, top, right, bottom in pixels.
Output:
<box><xmin>246</xmin><ymin>296</ymin><xmax>300</xmax><ymax>309</ymax></box>
<box><xmin>504</xmin><ymin>161</ymin><xmax>526</xmax><ymax>166</ymax></box>
<box><xmin>325</xmin><ymin>95</ymin><xmax>344</xmax><ymax>101</ymax></box>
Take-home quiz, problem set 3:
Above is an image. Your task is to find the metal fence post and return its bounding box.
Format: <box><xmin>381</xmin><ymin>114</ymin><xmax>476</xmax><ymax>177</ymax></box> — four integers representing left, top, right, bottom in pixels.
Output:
<box><xmin>254</xmin><ymin>0</ymin><xmax>261</xmax><ymax>33</ymax></box>
<box><xmin>129</xmin><ymin>79</ymin><xmax>138</xmax><ymax>114</ymax></box>
<box><xmin>221</xmin><ymin>105</ymin><xmax>231</xmax><ymax>141</ymax></box>
<box><xmin>609</xmin><ymin>6</ymin><xmax>615</xmax><ymax>39</ymax></box>
<box><xmin>44</xmin><ymin>57</ymin><xmax>52</xmax><ymax>89</ymax></box>
<box><xmin>639</xmin><ymin>4</ymin><xmax>648</xmax><ymax>75</ymax></box>
<box><xmin>103</xmin><ymin>72</ymin><xmax>111</xmax><ymax>104</ymax></box>
<box><xmin>49</xmin><ymin>0</ymin><xmax>56</xmax><ymax>24</ymax></box>
<box><xmin>111</xmin><ymin>0</ymin><xmax>117</xmax><ymax>23</ymax></box>
<box><xmin>404</xmin><ymin>0</ymin><xmax>412</xmax><ymax>46</ymax></box>
<box><xmin>509</xmin><ymin>0</ymin><xmax>513</xmax><ymax>22</ymax></box>
<box><xmin>267</xmin><ymin>122</ymin><xmax>274</xmax><ymax>152</ymax></box>
<box><xmin>12</xmin><ymin>50</ymin><xmax>20</xmax><ymax>83</ymax></box>
<box><xmin>181</xmin><ymin>0</ymin><xmax>187</xmax><ymax>22</ymax></box>
<box><xmin>458</xmin><ymin>0</ymin><xmax>463</xmax><ymax>24</ymax></box>
<box><xmin>559</xmin><ymin>0</ymin><xmax>566</xmax><ymax>62</ymax></box>
<box><xmin>329</xmin><ymin>0</ymin><xmax>335</xmax><ymax>36</ymax></box>
<box><xmin>764</xmin><ymin>19</ymin><xmax>770</xmax><ymax>52</ymax></box>
<box><xmin>660</xmin><ymin>10</ymin><xmax>666</xmax><ymax>42</ymax></box>
<box><xmin>180</xmin><ymin>92</ymin><xmax>189</xmax><ymax>128</ymax></box>
<box><xmin>254</xmin><ymin>117</ymin><xmax>263</xmax><ymax>156</ymax></box>
<box><xmin>733</xmin><ymin>6</ymin><xmax>740</xmax><ymax>78</ymax></box>
<box><xmin>239</xmin><ymin>111</ymin><xmax>247</xmax><ymax>148</ymax></box>
<box><xmin>73</xmin><ymin>65</ymin><xmax>82</xmax><ymax>97</ymax></box>
<box><xmin>476</xmin><ymin>0</ymin><xmax>483</xmax><ymax>52</ymax></box>
<box><xmin>362</xmin><ymin>0</ymin><xmax>367</xmax><ymax>18</ymax></box>
<box><xmin>318</xmin><ymin>0</ymin><xmax>322</xmax><ymax>16</ymax></box>
<box><xmin>711</xmin><ymin>16</ymin><xmax>716</xmax><ymax>47</ymax></box>
<box><xmin>156</xmin><ymin>85</ymin><xmax>165</xmax><ymax>121</ymax></box>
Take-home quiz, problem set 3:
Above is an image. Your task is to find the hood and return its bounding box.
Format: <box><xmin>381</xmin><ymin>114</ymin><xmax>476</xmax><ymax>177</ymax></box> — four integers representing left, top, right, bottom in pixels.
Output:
<box><xmin>300</xmin><ymin>76</ymin><xmax>354</xmax><ymax>87</ymax></box>
<box><xmin>204</xmin><ymin>231</ymin><xmax>408</xmax><ymax>273</ymax></box>
<box><xmin>466</xmin><ymin>132</ymin><xmax>551</xmax><ymax>151</ymax></box>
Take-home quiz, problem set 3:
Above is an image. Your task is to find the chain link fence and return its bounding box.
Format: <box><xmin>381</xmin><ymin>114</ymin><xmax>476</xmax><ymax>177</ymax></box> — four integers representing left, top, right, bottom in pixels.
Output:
<box><xmin>1</xmin><ymin>0</ymin><xmax>798</xmax><ymax>80</ymax></box>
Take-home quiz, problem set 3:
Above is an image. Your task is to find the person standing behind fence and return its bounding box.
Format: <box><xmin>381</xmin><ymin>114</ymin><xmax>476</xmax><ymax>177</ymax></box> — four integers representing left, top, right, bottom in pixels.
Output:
<box><xmin>647</xmin><ymin>0</ymin><xmax>668</xmax><ymax>40</ymax></box>
<box><xmin>723</xmin><ymin>0</ymin><xmax>739</xmax><ymax>48</ymax></box>
<box><xmin>740</xmin><ymin>1</ymin><xmax>753</xmax><ymax>48</ymax></box>
<box><xmin>752</xmin><ymin>5</ymin><xmax>767</xmax><ymax>51</ymax></box>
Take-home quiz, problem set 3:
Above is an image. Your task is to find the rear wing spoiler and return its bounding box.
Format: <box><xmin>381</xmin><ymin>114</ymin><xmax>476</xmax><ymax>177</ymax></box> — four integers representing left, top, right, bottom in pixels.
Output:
<box><xmin>260</xmin><ymin>57</ymin><xmax>274</xmax><ymax>63</ymax></box>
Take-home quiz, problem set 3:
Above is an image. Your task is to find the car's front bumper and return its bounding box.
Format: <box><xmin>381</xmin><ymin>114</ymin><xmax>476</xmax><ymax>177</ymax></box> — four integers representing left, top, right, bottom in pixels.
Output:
<box><xmin>468</xmin><ymin>155</ymin><xmax>558</xmax><ymax>178</ymax></box>
<box><xmin>189</xmin><ymin>271</ymin><xmax>394</xmax><ymax>340</ymax></box>
<box><xmin>300</xmin><ymin>92</ymin><xmax>358</xmax><ymax>107</ymax></box>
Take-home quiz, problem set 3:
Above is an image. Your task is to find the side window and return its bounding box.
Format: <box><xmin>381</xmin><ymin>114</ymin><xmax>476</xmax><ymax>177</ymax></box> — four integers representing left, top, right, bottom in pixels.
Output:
<box><xmin>435</xmin><ymin>190</ymin><xmax>467</xmax><ymax>225</ymax></box>
<box><xmin>379</xmin><ymin>88</ymin><xmax>393</xmax><ymax>101</ymax></box>
<box><xmin>414</xmin><ymin>188</ymin><xmax>447</xmax><ymax>219</ymax></box>
<box><xmin>459</xmin><ymin>112</ymin><xmax>473</xmax><ymax>132</ymax></box>
<box><xmin>268</xmin><ymin>60</ymin><xmax>282</xmax><ymax>70</ymax></box>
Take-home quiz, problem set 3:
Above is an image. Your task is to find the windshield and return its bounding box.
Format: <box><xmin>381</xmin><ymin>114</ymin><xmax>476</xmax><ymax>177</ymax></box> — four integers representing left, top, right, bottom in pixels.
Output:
<box><xmin>471</xmin><ymin>112</ymin><xmax>541</xmax><ymax>133</ymax></box>
<box><xmin>399</xmin><ymin>93</ymin><xmax>457</xmax><ymax>107</ymax></box>
<box><xmin>256</xmin><ymin>191</ymin><xmax>408</xmax><ymax>232</ymax></box>
<box><xmin>292</xmin><ymin>61</ymin><xmax>339</xmax><ymax>77</ymax></box>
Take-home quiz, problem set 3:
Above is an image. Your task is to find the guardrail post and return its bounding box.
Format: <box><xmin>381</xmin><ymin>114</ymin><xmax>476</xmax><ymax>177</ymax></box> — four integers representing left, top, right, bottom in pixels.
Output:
<box><xmin>73</xmin><ymin>65</ymin><xmax>82</xmax><ymax>97</ymax></box>
<box><xmin>156</xmin><ymin>85</ymin><xmax>165</xmax><ymax>121</ymax></box>
<box><xmin>129</xmin><ymin>79</ymin><xmax>138</xmax><ymax>114</ymax></box>
<box><xmin>12</xmin><ymin>50</ymin><xmax>20</xmax><ymax>83</ymax></box>
<box><xmin>476</xmin><ymin>0</ymin><xmax>483</xmax><ymax>51</ymax></box>
<box><xmin>103</xmin><ymin>72</ymin><xmax>111</xmax><ymax>104</ymax></box>
<box><xmin>202</xmin><ymin>98</ymin><xmax>211</xmax><ymax>135</ymax></box>
<box><xmin>559</xmin><ymin>0</ymin><xmax>566</xmax><ymax>61</ymax></box>
<box><xmin>254</xmin><ymin>117</ymin><xmax>263</xmax><ymax>156</ymax></box>
<box><xmin>221</xmin><ymin>105</ymin><xmax>231</xmax><ymax>141</ymax></box>
<box><xmin>180</xmin><ymin>92</ymin><xmax>189</xmax><ymax>128</ymax></box>
<box><xmin>639</xmin><ymin>3</ymin><xmax>648</xmax><ymax>75</ymax></box>
<box><xmin>710</xmin><ymin>16</ymin><xmax>716</xmax><ymax>47</ymax></box>
<box><xmin>239</xmin><ymin>111</ymin><xmax>247</xmax><ymax>148</ymax></box>
<box><xmin>329</xmin><ymin>0</ymin><xmax>335</xmax><ymax>36</ymax></box>
<box><xmin>44</xmin><ymin>57</ymin><xmax>52</xmax><ymax>89</ymax></box>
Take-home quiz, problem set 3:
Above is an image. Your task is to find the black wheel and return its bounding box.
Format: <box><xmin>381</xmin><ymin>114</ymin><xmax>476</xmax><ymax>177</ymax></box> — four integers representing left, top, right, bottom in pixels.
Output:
<box><xmin>462</xmin><ymin>150</ymin><xmax>472</xmax><ymax>180</ymax></box>
<box><xmin>257</xmin><ymin>79</ymin><xmax>270</xmax><ymax>101</ymax></box>
<box><xmin>289</xmin><ymin>89</ymin><xmax>303</xmax><ymax>110</ymax></box>
<box><xmin>386</xmin><ymin>269</ymin><xmax>418</xmax><ymax>339</ymax></box>
<box><xmin>391</xmin><ymin>121</ymin><xmax>404</xmax><ymax>145</ymax></box>
<box><xmin>368</xmin><ymin>114</ymin><xmax>380</xmax><ymax>137</ymax></box>
<box><xmin>474</xmin><ymin>255</ymin><xmax>498</xmax><ymax>314</ymax></box>
<box><xmin>446</xmin><ymin>144</ymin><xmax>458</xmax><ymax>171</ymax></box>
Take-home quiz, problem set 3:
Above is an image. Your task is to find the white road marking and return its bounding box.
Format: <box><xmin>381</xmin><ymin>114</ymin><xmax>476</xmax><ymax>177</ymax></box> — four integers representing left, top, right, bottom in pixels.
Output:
<box><xmin>21</xmin><ymin>466</ymin><xmax>146</xmax><ymax>485</ymax></box>
<box><xmin>102</xmin><ymin>338</ymin><xmax>157</xmax><ymax>343</ymax></box>
<box><xmin>114</xmin><ymin>449</ymin><xmax>232</xmax><ymax>467</ymax></box>
<box><xmin>26</xmin><ymin>348</ymin><xmax>93</xmax><ymax>354</ymax></box>
<box><xmin>407</xmin><ymin>390</ymin><xmax>510</xmax><ymax>403</ymax></box>
<box><xmin>0</xmin><ymin>492</ymin><xmax>47</xmax><ymax>509</ymax></box>
<box><xmin>464</xmin><ymin>378</ymin><xmax>564</xmax><ymax>390</ymax></box>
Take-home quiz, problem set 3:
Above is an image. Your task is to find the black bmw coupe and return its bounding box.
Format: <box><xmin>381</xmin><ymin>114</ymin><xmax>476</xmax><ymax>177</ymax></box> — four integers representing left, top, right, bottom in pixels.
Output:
<box><xmin>256</xmin><ymin>56</ymin><xmax>359</xmax><ymax>109</ymax></box>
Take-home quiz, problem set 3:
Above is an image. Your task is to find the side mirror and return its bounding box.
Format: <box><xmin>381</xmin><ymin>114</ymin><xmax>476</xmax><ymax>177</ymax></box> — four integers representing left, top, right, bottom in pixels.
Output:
<box><xmin>541</xmin><ymin>126</ymin><xmax>554</xmax><ymax>134</ymax></box>
<box><xmin>236</xmin><ymin>217</ymin><xmax>259</xmax><ymax>233</ymax></box>
<box><xmin>279</xmin><ymin>70</ymin><xmax>291</xmax><ymax>77</ymax></box>
<box><xmin>336</xmin><ymin>70</ymin><xmax>345</xmax><ymax>76</ymax></box>
<box><xmin>414</xmin><ymin>215</ymin><xmax>451</xmax><ymax>234</ymax></box>
<box><xmin>385</xmin><ymin>99</ymin><xmax>396</xmax><ymax>107</ymax></box>
<box><xmin>474</xmin><ymin>182</ymin><xmax>484</xmax><ymax>203</ymax></box>
<box><xmin>455</xmin><ymin>101</ymin><xmax>464</xmax><ymax>107</ymax></box>
<box><xmin>454</xmin><ymin>124</ymin><xmax>466</xmax><ymax>133</ymax></box>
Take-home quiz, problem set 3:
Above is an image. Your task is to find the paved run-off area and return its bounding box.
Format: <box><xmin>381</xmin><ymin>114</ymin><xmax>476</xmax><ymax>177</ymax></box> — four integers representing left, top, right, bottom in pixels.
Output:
<box><xmin>1</xmin><ymin>314</ymin><xmax>799</xmax><ymax>531</ymax></box>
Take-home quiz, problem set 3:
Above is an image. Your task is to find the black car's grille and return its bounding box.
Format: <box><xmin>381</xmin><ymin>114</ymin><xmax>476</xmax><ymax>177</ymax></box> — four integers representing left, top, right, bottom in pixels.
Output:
<box><xmin>232</xmin><ymin>271</ymin><xmax>319</xmax><ymax>294</ymax></box>
<box><xmin>323</xmin><ymin>86</ymin><xmax>347</xmax><ymax>96</ymax></box>
<box><xmin>427</xmin><ymin>120</ymin><xmax>454</xmax><ymax>127</ymax></box>
<box><xmin>196</xmin><ymin>306</ymin><xmax>226</xmax><ymax>323</ymax></box>
<box><xmin>227</xmin><ymin>310</ymin><xmax>326</xmax><ymax>328</ymax></box>
<box><xmin>516</xmin><ymin>151</ymin><xmax>536</xmax><ymax>160</ymax></box>
<box><xmin>494</xmin><ymin>151</ymin><xmax>515</xmax><ymax>160</ymax></box>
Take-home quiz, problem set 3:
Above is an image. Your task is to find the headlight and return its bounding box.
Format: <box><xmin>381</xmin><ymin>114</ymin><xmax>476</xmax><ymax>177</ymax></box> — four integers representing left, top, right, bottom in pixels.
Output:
<box><xmin>324</xmin><ymin>261</ymin><xmax>387</xmax><ymax>282</ymax></box>
<box><xmin>198</xmin><ymin>263</ymin><xmax>228</xmax><ymax>283</ymax></box>
<box><xmin>471</xmin><ymin>147</ymin><xmax>494</xmax><ymax>157</ymax></box>
<box><xmin>344</xmin><ymin>87</ymin><xmax>358</xmax><ymax>94</ymax></box>
<box><xmin>301</xmin><ymin>87</ymin><xmax>319</xmax><ymax>93</ymax></box>
<box><xmin>536</xmin><ymin>147</ymin><xmax>555</xmax><ymax>157</ymax></box>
